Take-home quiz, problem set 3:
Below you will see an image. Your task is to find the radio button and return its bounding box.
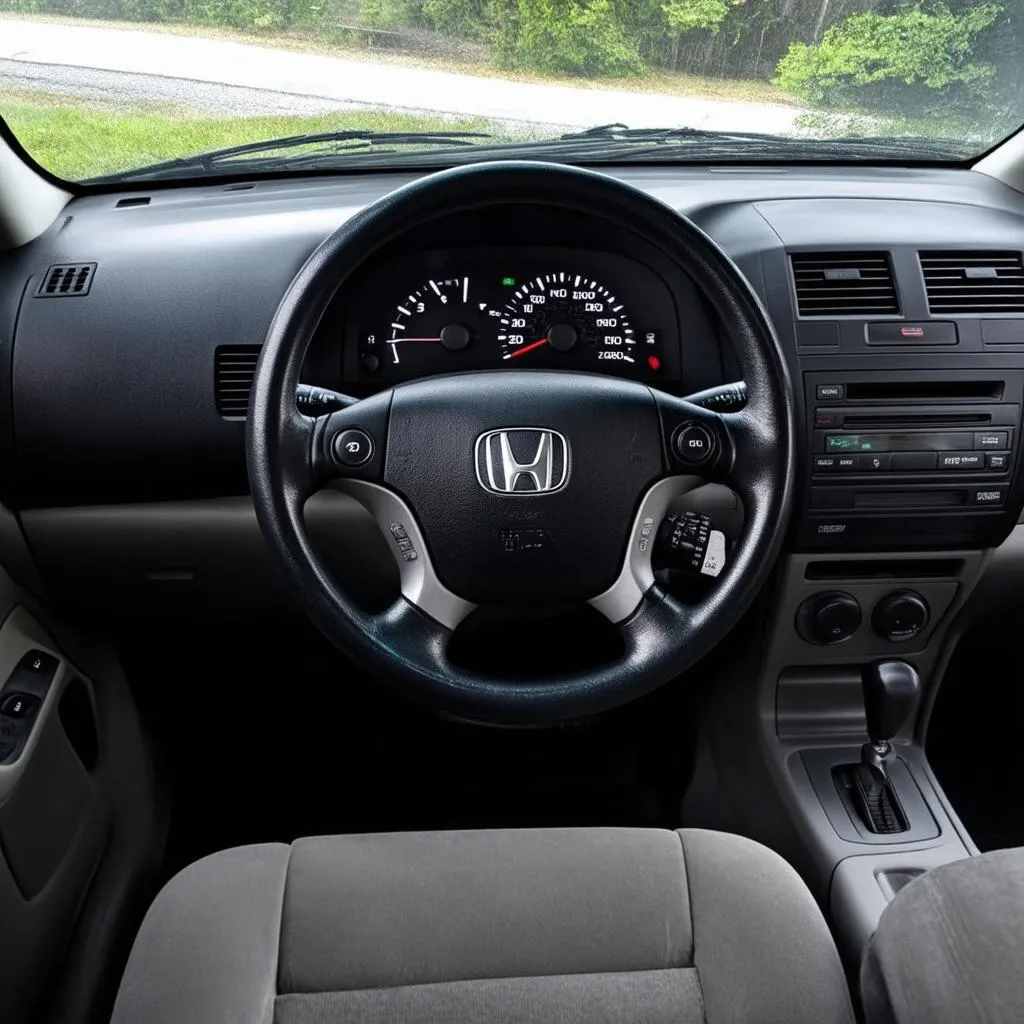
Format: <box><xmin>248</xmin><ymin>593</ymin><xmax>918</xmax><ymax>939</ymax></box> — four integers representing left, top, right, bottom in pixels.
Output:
<box><xmin>971</xmin><ymin>487</ymin><xmax>1006</xmax><ymax>506</ymax></box>
<box><xmin>974</xmin><ymin>431</ymin><xmax>1009</xmax><ymax>450</ymax></box>
<box><xmin>856</xmin><ymin>453</ymin><xmax>890</xmax><ymax>471</ymax></box>
<box><xmin>816</xmin><ymin>384</ymin><xmax>845</xmax><ymax>401</ymax></box>
<box><xmin>891</xmin><ymin>451</ymin><xmax>936</xmax><ymax>471</ymax></box>
<box><xmin>987</xmin><ymin>452</ymin><xmax>1010</xmax><ymax>471</ymax></box>
<box><xmin>835</xmin><ymin>455</ymin><xmax>858</xmax><ymax>471</ymax></box>
<box><xmin>938</xmin><ymin>452</ymin><xmax>984</xmax><ymax>470</ymax></box>
<box><xmin>814</xmin><ymin>455</ymin><xmax>838</xmax><ymax>472</ymax></box>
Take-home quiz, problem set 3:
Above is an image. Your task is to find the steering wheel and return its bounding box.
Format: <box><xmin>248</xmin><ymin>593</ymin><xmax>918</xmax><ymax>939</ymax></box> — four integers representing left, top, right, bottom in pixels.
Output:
<box><xmin>247</xmin><ymin>162</ymin><xmax>795</xmax><ymax>722</ymax></box>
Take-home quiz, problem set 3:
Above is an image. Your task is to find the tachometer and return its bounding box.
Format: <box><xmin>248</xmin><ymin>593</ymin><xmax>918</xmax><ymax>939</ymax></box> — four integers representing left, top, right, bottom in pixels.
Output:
<box><xmin>498</xmin><ymin>273</ymin><xmax>637</xmax><ymax>368</ymax></box>
<box><xmin>359</xmin><ymin>276</ymin><xmax>487</xmax><ymax>374</ymax></box>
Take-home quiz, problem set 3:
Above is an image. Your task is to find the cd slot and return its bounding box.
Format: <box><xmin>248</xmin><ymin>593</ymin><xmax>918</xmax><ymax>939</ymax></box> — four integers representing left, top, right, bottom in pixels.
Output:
<box><xmin>842</xmin><ymin>413</ymin><xmax>991</xmax><ymax>429</ymax></box>
<box><xmin>845</xmin><ymin>380</ymin><xmax>1004</xmax><ymax>403</ymax></box>
<box><xmin>853</xmin><ymin>490</ymin><xmax>967</xmax><ymax>510</ymax></box>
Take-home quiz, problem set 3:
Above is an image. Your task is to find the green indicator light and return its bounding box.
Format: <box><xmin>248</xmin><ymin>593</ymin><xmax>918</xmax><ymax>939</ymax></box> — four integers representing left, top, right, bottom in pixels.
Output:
<box><xmin>502</xmin><ymin>276</ymin><xmax>516</xmax><ymax>286</ymax></box>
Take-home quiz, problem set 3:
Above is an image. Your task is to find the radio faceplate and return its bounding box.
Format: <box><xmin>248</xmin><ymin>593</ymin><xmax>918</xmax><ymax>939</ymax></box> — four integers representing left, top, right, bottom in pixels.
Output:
<box><xmin>798</xmin><ymin>370</ymin><xmax>1024</xmax><ymax>550</ymax></box>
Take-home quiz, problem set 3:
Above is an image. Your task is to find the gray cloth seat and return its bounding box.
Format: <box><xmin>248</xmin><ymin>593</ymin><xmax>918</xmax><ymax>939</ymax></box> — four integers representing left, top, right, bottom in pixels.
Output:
<box><xmin>110</xmin><ymin>827</ymin><xmax>854</xmax><ymax>1024</ymax></box>
<box><xmin>862</xmin><ymin>847</ymin><xmax>1024</xmax><ymax>1024</ymax></box>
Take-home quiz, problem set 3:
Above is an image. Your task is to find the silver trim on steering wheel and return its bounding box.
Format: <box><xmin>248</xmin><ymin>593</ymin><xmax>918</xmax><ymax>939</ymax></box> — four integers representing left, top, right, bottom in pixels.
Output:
<box><xmin>333</xmin><ymin>479</ymin><xmax>477</xmax><ymax>631</ymax></box>
<box><xmin>588</xmin><ymin>475</ymin><xmax>704</xmax><ymax>623</ymax></box>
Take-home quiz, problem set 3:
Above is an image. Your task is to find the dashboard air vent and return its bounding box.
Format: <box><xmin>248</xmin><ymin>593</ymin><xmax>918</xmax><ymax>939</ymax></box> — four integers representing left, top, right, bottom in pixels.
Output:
<box><xmin>920</xmin><ymin>251</ymin><xmax>1024</xmax><ymax>313</ymax></box>
<box><xmin>215</xmin><ymin>345</ymin><xmax>261</xmax><ymax>419</ymax></box>
<box><xmin>790</xmin><ymin>252</ymin><xmax>899</xmax><ymax>316</ymax></box>
<box><xmin>37</xmin><ymin>263</ymin><xmax>96</xmax><ymax>297</ymax></box>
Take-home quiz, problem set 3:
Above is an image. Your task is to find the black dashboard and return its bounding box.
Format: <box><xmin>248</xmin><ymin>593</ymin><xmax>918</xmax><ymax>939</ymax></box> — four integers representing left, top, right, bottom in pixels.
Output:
<box><xmin>5</xmin><ymin>164</ymin><xmax>1024</xmax><ymax>614</ymax></box>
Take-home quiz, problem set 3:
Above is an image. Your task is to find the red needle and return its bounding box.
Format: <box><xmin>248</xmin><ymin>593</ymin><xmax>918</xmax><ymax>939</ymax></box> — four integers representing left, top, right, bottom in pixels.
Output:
<box><xmin>504</xmin><ymin>337</ymin><xmax>549</xmax><ymax>360</ymax></box>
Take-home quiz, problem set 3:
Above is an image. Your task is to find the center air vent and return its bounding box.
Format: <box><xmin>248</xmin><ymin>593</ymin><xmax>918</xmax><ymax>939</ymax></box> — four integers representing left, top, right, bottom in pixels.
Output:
<box><xmin>920</xmin><ymin>250</ymin><xmax>1024</xmax><ymax>313</ymax></box>
<box><xmin>215</xmin><ymin>345</ymin><xmax>261</xmax><ymax>418</ymax></box>
<box><xmin>790</xmin><ymin>252</ymin><xmax>899</xmax><ymax>316</ymax></box>
<box><xmin>37</xmin><ymin>263</ymin><xmax>96</xmax><ymax>297</ymax></box>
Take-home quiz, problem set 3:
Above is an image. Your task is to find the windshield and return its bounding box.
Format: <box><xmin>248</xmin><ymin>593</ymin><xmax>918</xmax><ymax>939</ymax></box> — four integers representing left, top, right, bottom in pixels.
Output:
<box><xmin>1</xmin><ymin>0</ymin><xmax>1020</xmax><ymax>182</ymax></box>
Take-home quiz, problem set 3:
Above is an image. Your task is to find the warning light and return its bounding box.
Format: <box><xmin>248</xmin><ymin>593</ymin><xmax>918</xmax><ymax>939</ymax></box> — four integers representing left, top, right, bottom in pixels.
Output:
<box><xmin>647</xmin><ymin>355</ymin><xmax>662</xmax><ymax>372</ymax></box>
<box><xmin>501</xmin><ymin>276</ymin><xmax>516</xmax><ymax>286</ymax></box>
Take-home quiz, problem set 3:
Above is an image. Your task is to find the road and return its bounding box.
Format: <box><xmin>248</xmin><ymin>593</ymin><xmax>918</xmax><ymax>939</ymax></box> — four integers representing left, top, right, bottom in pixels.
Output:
<box><xmin>0</xmin><ymin>17</ymin><xmax>804</xmax><ymax>134</ymax></box>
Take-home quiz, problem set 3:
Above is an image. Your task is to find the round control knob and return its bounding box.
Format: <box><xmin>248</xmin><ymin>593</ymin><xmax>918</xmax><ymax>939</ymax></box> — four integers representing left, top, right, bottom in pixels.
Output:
<box><xmin>674</xmin><ymin>422</ymin><xmax>715</xmax><ymax>465</ymax></box>
<box><xmin>333</xmin><ymin>428</ymin><xmax>373</xmax><ymax>467</ymax></box>
<box><xmin>872</xmin><ymin>590</ymin><xmax>929</xmax><ymax>643</ymax></box>
<box><xmin>796</xmin><ymin>591</ymin><xmax>862</xmax><ymax>645</ymax></box>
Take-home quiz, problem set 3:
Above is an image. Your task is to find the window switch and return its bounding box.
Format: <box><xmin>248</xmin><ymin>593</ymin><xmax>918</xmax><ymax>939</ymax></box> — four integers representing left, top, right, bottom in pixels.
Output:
<box><xmin>0</xmin><ymin>693</ymin><xmax>40</xmax><ymax>720</ymax></box>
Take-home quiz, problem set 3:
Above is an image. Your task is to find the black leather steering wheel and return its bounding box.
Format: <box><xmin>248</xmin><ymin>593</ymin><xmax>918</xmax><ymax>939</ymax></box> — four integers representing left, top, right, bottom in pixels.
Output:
<box><xmin>247</xmin><ymin>162</ymin><xmax>795</xmax><ymax>722</ymax></box>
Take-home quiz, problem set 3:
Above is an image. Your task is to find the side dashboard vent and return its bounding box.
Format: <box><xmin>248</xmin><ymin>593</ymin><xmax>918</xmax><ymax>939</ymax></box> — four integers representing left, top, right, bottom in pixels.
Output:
<box><xmin>920</xmin><ymin>250</ymin><xmax>1024</xmax><ymax>313</ymax></box>
<box><xmin>215</xmin><ymin>345</ymin><xmax>261</xmax><ymax>419</ymax></box>
<box><xmin>790</xmin><ymin>252</ymin><xmax>899</xmax><ymax>316</ymax></box>
<box><xmin>37</xmin><ymin>263</ymin><xmax>96</xmax><ymax>297</ymax></box>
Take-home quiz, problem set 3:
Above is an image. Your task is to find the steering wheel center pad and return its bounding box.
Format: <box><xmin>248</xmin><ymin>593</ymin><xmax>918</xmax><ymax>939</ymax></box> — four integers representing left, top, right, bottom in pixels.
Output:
<box><xmin>385</xmin><ymin>370</ymin><xmax>663</xmax><ymax>605</ymax></box>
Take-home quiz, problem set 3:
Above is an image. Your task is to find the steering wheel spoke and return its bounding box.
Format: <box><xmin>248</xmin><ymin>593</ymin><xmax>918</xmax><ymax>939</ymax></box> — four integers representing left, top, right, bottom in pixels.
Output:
<box><xmin>334</xmin><ymin>479</ymin><xmax>476</xmax><ymax>630</ymax></box>
<box><xmin>588</xmin><ymin>474</ymin><xmax>705</xmax><ymax>623</ymax></box>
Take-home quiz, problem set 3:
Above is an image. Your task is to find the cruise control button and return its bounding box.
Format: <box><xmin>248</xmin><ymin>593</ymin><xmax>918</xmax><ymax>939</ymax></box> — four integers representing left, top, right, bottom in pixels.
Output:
<box><xmin>974</xmin><ymin>431</ymin><xmax>1008</xmax><ymax>450</ymax></box>
<box><xmin>938</xmin><ymin>452</ymin><xmax>983</xmax><ymax>470</ymax></box>
<box><xmin>333</xmin><ymin>429</ymin><xmax>373</xmax><ymax>467</ymax></box>
<box><xmin>987</xmin><ymin>452</ymin><xmax>1010</xmax><ymax>471</ymax></box>
<box><xmin>674</xmin><ymin>423</ymin><xmax>715</xmax><ymax>464</ymax></box>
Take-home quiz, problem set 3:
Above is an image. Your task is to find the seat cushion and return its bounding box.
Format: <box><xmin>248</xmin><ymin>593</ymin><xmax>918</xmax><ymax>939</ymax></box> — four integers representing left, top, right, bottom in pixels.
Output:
<box><xmin>110</xmin><ymin>827</ymin><xmax>854</xmax><ymax>1024</ymax></box>
<box><xmin>862</xmin><ymin>847</ymin><xmax>1024</xmax><ymax>1024</ymax></box>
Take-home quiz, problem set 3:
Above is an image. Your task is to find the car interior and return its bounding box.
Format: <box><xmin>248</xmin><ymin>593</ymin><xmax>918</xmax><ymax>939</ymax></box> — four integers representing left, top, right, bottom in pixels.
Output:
<box><xmin>5</xmin><ymin>57</ymin><xmax>1024</xmax><ymax>1023</ymax></box>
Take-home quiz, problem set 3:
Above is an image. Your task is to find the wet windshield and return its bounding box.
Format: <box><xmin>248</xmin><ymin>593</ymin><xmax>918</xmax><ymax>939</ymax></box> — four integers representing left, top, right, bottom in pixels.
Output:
<box><xmin>0</xmin><ymin>1</ymin><xmax>1020</xmax><ymax>182</ymax></box>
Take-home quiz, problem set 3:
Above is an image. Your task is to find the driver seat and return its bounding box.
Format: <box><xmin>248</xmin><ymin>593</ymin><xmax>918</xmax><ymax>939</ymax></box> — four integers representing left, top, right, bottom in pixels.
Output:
<box><xmin>110</xmin><ymin>828</ymin><xmax>854</xmax><ymax>1024</ymax></box>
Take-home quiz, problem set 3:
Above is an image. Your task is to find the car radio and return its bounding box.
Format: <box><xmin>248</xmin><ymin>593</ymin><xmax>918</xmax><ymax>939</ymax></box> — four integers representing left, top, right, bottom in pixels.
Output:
<box><xmin>797</xmin><ymin>370</ymin><xmax>1024</xmax><ymax>550</ymax></box>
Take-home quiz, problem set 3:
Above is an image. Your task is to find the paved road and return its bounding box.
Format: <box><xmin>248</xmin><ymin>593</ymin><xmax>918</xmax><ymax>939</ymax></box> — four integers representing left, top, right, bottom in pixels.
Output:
<box><xmin>0</xmin><ymin>17</ymin><xmax>804</xmax><ymax>134</ymax></box>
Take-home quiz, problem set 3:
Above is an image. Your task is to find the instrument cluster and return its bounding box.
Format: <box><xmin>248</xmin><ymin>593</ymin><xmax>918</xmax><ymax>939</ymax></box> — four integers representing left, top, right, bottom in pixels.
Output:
<box><xmin>341</xmin><ymin>247</ymin><xmax>684</xmax><ymax>385</ymax></box>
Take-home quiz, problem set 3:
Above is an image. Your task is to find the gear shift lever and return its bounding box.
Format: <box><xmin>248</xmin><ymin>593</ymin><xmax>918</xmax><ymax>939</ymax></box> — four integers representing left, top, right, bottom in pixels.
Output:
<box><xmin>862</xmin><ymin>660</ymin><xmax>921</xmax><ymax>764</ymax></box>
<box><xmin>849</xmin><ymin>660</ymin><xmax>921</xmax><ymax>834</ymax></box>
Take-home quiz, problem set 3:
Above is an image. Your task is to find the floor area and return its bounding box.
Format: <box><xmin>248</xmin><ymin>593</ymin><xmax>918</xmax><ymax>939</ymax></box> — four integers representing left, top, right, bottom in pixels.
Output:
<box><xmin>118</xmin><ymin>616</ymin><xmax>698</xmax><ymax>878</ymax></box>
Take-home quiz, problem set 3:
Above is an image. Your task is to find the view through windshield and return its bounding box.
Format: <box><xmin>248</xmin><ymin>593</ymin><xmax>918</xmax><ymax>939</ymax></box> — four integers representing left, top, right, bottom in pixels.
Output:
<box><xmin>1</xmin><ymin>1</ymin><xmax>1021</xmax><ymax>182</ymax></box>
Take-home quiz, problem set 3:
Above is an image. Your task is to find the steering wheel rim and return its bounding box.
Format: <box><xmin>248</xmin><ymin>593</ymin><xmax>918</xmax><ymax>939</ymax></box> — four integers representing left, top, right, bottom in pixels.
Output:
<box><xmin>247</xmin><ymin>161</ymin><xmax>795</xmax><ymax>722</ymax></box>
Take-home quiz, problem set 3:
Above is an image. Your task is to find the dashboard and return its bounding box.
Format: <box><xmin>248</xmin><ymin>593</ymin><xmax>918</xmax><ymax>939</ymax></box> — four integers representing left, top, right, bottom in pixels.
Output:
<box><xmin>339</xmin><ymin>248</ymin><xmax>682</xmax><ymax>384</ymax></box>
<box><xmin>6</xmin><ymin>164</ymin><xmax>1024</xmax><ymax>618</ymax></box>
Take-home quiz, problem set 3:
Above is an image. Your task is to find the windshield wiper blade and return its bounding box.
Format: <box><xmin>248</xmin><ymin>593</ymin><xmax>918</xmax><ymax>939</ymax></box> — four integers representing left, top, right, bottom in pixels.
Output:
<box><xmin>557</xmin><ymin>124</ymin><xmax>972</xmax><ymax>159</ymax></box>
<box><xmin>559</xmin><ymin>123</ymin><xmax>790</xmax><ymax>146</ymax></box>
<box><xmin>88</xmin><ymin>128</ymin><xmax>492</xmax><ymax>183</ymax></box>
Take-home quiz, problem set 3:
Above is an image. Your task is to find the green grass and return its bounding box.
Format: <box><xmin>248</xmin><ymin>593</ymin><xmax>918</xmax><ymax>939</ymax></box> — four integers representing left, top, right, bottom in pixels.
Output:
<box><xmin>1</xmin><ymin>87</ymin><xmax>488</xmax><ymax>180</ymax></box>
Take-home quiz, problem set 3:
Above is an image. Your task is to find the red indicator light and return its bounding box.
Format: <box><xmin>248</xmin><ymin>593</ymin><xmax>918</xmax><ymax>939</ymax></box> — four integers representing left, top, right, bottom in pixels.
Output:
<box><xmin>647</xmin><ymin>355</ymin><xmax>662</xmax><ymax>371</ymax></box>
<box><xmin>901</xmin><ymin>326</ymin><xmax>925</xmax><ymax>337</ymax></box>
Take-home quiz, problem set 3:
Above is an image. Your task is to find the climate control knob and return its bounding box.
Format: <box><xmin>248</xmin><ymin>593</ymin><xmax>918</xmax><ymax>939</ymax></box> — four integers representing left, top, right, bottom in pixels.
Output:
<box><xmin>796</xmin><ymin>591</ymin><xmax>862</xmax><ymax>645</ymax></box>
<box><xmin>872</xmin><ymin>590</ymin><xmax>929</xmax><ymax>643</ymax></box>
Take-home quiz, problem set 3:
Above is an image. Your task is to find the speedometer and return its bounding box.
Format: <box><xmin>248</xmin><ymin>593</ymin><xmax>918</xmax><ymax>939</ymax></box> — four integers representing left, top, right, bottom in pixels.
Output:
<box><xmin>498</xmin><ymin>273</ymin><xmax>637</xmax><ymax>368</ymax></box>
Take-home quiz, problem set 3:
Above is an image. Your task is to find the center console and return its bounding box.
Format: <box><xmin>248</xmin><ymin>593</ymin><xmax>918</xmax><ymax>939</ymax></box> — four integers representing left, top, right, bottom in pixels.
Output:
<box><xmin>797</xmin><ymin>369</ymin><xmax>1024</xmax><ymax>550</ymax></box>
<box><xmin>683</xmin><ymin>226</ymin><xmax>1024</xmax><ymax>972</ymax></box>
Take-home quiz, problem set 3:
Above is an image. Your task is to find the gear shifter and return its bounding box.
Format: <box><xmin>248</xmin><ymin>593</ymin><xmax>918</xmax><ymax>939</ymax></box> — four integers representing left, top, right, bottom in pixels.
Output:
<box><xmin>862</xmin><ymin>660</ymin><xmax>921</xmax><ymax>763</ymax></box>
<box><xmin>849</xmin><ymin>660</ymin><xmax>921</xmax><ymax>834</ymax></box>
